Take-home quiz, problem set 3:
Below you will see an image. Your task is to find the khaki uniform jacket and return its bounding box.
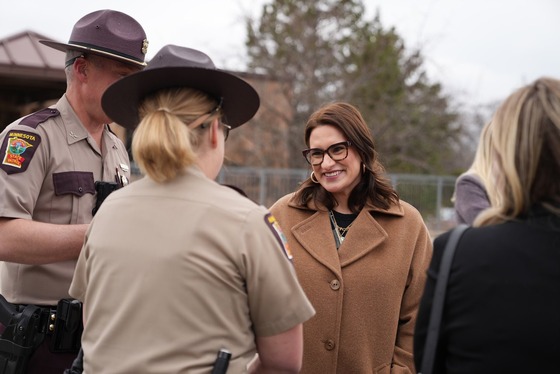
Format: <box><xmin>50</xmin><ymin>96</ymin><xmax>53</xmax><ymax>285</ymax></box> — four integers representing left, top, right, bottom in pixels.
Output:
<box><xmin>70</xmin><ymin>168</ymin><xmax>315</xmax><ymax>374</ymax></box>
<box><xmin>270</xmin><ymin>193</ymin><xmax>432</xmax><ymax>374</ymax></box>
<box><xmin>0</xmin><ymin>95</ymin><xmax>130</xmax><ymax>304</ymax></box>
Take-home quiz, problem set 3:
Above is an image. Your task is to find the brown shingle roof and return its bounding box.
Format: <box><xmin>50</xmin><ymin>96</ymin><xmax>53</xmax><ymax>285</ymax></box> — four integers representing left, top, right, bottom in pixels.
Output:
<box><xmin>0</xmin><ymin>30</ymin><xmax>65</xmax><ymax>79</ymax></box>
<box><xmin>0</xmin><ymin>31</ymin><xmax>66</xmax><ymax>127</ymax></box>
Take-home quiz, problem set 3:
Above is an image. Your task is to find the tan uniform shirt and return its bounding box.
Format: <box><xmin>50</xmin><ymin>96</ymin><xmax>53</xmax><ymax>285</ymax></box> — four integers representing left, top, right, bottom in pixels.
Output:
<box><xmin>70</xmin><ymin>167</ymin><xmax>315</xmax><ymax>374</ymax></box>
<box><xmin>0</xmin><ymin>95</ymin><xmax>130</xmax><ymax>305</ymax></box>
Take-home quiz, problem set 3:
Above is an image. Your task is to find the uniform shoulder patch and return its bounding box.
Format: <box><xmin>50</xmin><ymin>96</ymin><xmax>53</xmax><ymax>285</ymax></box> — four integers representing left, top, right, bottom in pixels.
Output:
<box><xmin>264</xmin><ymin>213</ymin><xmax>293</xmax><ymax>261</ymax></box>
<box><xmin>19</xmin><ymin>108</ymin><xmax>60</xmax><ymax>129</ymax></box>
<box><xmin>0</xmin><ymin>130</ymin><xmax>42</xmax><ymax>174</ymax></box>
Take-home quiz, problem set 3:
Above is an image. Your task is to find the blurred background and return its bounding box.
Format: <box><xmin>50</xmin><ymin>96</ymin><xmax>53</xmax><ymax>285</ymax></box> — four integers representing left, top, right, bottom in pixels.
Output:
<box><xmin>1</xmin><ymin>0</ymin><xmax>557</xmax><ymax>234</ymax></box>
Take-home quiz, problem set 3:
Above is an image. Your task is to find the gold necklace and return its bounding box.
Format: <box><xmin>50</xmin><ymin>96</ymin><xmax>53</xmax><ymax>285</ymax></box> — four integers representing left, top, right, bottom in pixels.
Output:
<box><xmin>329</xmin><ymin>210</ymin><xmax>353</xmax><ymax>243</ymax></box>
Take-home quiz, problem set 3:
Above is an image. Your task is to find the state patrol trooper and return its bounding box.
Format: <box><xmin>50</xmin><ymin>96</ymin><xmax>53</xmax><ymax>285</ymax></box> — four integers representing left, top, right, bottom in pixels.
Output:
<box><xmin>68</xmin><ymin>44</ymin><xmax>316</xmax><ymax>374</ymax></box>
<box><xmin>0</xmin><ymin>9</ymin><xmax>148</xmax><ymax>373</ymax></box>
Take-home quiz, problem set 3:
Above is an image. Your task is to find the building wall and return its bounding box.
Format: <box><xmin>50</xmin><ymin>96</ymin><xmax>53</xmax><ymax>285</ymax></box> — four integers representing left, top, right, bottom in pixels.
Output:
<box><xmin>0</xmin><ymin>30</ymin><xmax>293</xmax><ymax>168</ymax></box>
<box><xmin>223</xmin><ymin>74</ymin><xmax>292</xmax><ymax>168</ymax></box>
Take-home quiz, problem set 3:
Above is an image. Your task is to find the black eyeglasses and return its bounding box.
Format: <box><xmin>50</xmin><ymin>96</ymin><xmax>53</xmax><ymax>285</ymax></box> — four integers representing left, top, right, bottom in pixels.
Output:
<box><xmin>209</xmin><ymin>98</ymin><xmax>230</xmax><ymax>140</ymax></box>
<box><xmin>221</xmin><ymin>122</ymin><xmax>231</xmax><ymax>141</ymax></box>
<box><xmin>65</xmin><ymin>54</ymin><xmax>85</xmax><ymax>68</ymax></box>
<box><xmin>302</xmin><ymin>141</ymin><xmax>352</xmax><ymax>165</ymax></box>
<box><xmin>192</xmin><ymin>97</ymin><xmax>230</xmax><ymax>140</ymax></box>
<box><xmin>199</xmin><ymin>121</ymin><xmax>231</xmax><ymax>141</ymax></box>
<box><xmin>208</xmin><ymin>97</ymin><xmax>223</xmax><ymax>116</ymax></box>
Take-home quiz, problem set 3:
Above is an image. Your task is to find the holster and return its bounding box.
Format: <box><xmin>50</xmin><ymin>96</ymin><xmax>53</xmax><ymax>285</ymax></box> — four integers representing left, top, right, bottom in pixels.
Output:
<box><xmin>0</xmin><ymin>295</ymin><xmax>83</xmax><ymax>374</ymax></box>
<box><xmin>49</xmin><ymin>299</ymin><xmax>83</xmax><ymax>353</ymax></box>
<box><xmin>92</xmin><ymin>181</ymin><xmax>120</xmax><ymax>216</ymax></box>
<box><xmin>0</xmin><ymin>300</ymin><xmax>45</xmax><ymax>374</ymax></box>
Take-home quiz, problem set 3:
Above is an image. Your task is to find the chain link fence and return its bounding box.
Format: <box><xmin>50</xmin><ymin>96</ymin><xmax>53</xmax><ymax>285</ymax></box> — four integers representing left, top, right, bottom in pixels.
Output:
<box><xmin>217</xmin><ymin>166</ymin><xmax>458</xmax><ymax>236</ymax></box>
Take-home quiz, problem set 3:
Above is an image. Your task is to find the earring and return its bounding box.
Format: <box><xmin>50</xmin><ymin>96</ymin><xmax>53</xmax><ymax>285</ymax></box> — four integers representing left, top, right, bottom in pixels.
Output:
<box><xmin>362</xmin><ymin>163</ymin><xmax>366</xmax><ymax>173</ymax></box>
<box><xmin>310</xmin><ymin>171</ymin><xmax>319</xmax><ymax>184</ymax></box>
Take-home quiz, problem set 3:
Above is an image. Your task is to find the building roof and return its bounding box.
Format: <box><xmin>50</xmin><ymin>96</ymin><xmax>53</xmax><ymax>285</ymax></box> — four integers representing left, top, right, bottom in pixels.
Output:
<box><xmin>0</xmin><ymin>30</ymin><xmax>66</xmax><ymax>109</ymax></box>
<box><xmin>0</xmin><ymin>30</ymin><xmax>65</xmax><ymax>79</ymax></box>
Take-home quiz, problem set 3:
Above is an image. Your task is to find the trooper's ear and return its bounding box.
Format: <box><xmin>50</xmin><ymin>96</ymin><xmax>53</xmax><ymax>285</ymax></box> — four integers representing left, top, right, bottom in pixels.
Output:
<box><xmin>73</xmin><ymin>57</ymin><xmax>88</xmax><ymax>79</ymax></box>
<box><xmin>210</xmin><ymin>118</ymin><xmax>220</xmax><ymax>148</ymax></box>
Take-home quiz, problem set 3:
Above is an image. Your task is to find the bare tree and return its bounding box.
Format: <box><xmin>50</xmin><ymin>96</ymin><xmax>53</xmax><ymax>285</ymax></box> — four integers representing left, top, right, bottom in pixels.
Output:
<box><xmin>246</xmin><ymin>0</ymin><xmax>467</xmax><ymax>173</ymax></box>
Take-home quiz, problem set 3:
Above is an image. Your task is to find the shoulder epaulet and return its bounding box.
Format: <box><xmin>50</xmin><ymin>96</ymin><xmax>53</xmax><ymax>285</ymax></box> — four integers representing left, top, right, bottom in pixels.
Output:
<box><xmin>19</xmin><ymin>108</ymin><xmax>60</xmax><ymax>129</ymax></box>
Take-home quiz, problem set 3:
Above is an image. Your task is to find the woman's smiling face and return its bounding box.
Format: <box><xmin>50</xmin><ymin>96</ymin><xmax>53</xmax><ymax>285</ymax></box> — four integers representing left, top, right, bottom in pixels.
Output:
<box><xmin>308</xmin><ymin>124</ymin><xmax>362</xmax><ymax>204</ymax></box>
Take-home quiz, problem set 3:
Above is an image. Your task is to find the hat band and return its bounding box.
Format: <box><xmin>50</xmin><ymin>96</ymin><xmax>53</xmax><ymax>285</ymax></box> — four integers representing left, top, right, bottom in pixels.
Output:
<box><xmin>67</xmin><ymin>41</ymin><xmax>146</xmax><ymax>66</ymax></box>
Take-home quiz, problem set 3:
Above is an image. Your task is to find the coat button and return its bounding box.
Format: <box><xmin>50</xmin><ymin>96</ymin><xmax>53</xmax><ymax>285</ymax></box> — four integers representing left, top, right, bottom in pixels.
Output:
<box><xmin>78</xmin><ymin>187</ymin><xmax>83</xmax><ymax>192</ymax></box>
<box><xmin>324</xmin><ymin>339</ymin><xmax>336</xmax><ymax>350</ymax></box>
<box><xmin>330</xmin><ymin>279</ymin><xmax>340</xmax><ymax>290</ymax></box>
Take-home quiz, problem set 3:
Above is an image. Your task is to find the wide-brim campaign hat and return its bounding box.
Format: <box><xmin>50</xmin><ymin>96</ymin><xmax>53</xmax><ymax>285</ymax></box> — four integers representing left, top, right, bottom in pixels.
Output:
<box><xmin>39</xmin><ymin>9</ymin><xmax>148</xmax><ymax>67</ymax></box>
<box><xmin>101</xmin><ymin>44</ymin><xmax>260</xmax><ymax>129</ymax></box>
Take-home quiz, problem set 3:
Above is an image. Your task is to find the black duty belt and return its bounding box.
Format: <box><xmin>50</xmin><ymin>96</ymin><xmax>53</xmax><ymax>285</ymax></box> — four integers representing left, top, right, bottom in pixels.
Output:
<box><xmin>11</xmin><ymin>305</ymin><xmax>57</xmax><ymax>336</ymax></box>
<box><xmin>7</xmin><ymin>299</ymin><xmax>83</xmax><ymax>353</ymax></box>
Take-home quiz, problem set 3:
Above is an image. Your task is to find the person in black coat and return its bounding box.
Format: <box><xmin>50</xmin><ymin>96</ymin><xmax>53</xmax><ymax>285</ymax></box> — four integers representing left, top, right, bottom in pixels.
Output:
<box><xmin>414</xmin><ymin>77</ymin><xmax>560</xmax><ymax>374</ymax></box>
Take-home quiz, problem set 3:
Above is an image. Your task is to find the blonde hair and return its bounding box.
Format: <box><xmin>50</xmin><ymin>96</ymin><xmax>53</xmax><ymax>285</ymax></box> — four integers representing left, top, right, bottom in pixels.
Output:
<box><xmin>475</xmin><ymin>77</ymin><xmax>560</xmax><ymax>226</ymax></box>
<box><xmin>452</xmin><ymin>121</ymin><xmax>501</xmax><ymax>206</ymax></box>
<box><xmin>132</xmin><ymin>87</ymin><xmax>220</xmax><ymax>183</ymax></box>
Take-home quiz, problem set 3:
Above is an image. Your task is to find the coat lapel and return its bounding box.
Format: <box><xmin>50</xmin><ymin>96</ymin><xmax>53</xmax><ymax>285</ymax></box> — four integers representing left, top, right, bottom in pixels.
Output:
<box><xmin>291</xmin><ymin>211</ymin><xmax>342</xmax><ymax>276</ymax></box>
<box><xmin>286</xmin><ymin>196</ymin><xmax>405</xmax><ymax>272</ymax></box>
<box><xmin>337</xmin><ymin>211</ymin><xmax>387</xmax><ymax>267</ymax></box>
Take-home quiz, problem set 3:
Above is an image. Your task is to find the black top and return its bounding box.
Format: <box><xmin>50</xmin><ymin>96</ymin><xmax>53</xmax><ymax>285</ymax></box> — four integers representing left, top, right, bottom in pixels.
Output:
<box><xmin>331</xmin><ymin>210</ymin><xmax>357</xmax><ymax>230</ymax></box>
<box><xmin>414</xmin><ymin>206</ymin><xmax>560</xmax><ymax>373</ymax></box>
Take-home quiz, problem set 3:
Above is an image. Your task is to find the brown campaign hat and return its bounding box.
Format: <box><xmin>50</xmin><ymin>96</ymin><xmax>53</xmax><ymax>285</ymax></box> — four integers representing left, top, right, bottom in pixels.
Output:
<box><xmin>101</xmin><ymin>44</ymin><xmax>260</xmax><ymax>129</ymax></box>
<box><xmin>40</xmin><ymin>9</ymin><xmax>148</xmax><ymax>67</ymax></box>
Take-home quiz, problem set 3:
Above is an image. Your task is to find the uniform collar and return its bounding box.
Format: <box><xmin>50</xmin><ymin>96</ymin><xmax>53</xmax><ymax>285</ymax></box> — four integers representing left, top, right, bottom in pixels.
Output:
<box><xmin>56</xmin><ymin>95</ymin><xmax>123</xmax><ymax>156</ymax></box>
<box><xmin>56</xmin><ymin>95</ymin><xmax>89</xmax><ymax>145</ymax></box>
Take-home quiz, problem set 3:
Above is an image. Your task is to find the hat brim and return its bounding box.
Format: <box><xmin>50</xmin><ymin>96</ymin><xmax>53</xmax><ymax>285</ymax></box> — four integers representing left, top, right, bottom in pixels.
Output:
<box><xmin>39</xmin><ymin>40</ymin><xmax>147</xmax><ymax>67</ymax></box>
<box><xmin>101</xmin><ymin>66</ymin><xmax>260</xmax><ymax>130</ymax></box>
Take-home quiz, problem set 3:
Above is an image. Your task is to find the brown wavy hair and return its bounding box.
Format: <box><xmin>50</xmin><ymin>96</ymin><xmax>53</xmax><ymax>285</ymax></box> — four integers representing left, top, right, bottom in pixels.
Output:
<box><xmin>294</xmin><ymin>102</ymin><xmax>399</xmax><ymax>213</ymax></box>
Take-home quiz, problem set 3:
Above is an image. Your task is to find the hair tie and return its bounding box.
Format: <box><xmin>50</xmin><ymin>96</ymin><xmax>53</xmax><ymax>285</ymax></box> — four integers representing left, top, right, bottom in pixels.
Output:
<box><xmin>156</xmin><ymin>107</ymin><xmax>171</xmax><ymax>113</ymax></box>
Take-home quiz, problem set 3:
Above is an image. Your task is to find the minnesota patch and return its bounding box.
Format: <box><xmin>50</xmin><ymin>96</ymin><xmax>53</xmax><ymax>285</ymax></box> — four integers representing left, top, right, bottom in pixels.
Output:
<box><xmin>264</xmin><ymin>213</ymin><xmax>293</xmax><ymax>261</ymax></box>
<box><xmin>0</xmin><ymin>130</ymin><xmax>41</xmax><ymax>174</ymax></box>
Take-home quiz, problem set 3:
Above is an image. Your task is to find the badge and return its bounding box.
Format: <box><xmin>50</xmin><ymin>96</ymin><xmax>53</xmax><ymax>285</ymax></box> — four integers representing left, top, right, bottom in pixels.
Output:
<box><xmin>119</xmin><ymin>163</ymin><xmax>130</xmax><ymax>173</ymax></box>
<box><xmin>264</xmin><ymin>213</ymin><xmax>293</xmax><ymax>261</ymax></box>
<box><xmin>0</xmin><ymin>130</ymin><xmax>41</xmax><ymax>174</ymax></box>
<box><xmin>115</xmin><ymin>167</ymin><xmax>129</xmax><ymax>187</ymax></box>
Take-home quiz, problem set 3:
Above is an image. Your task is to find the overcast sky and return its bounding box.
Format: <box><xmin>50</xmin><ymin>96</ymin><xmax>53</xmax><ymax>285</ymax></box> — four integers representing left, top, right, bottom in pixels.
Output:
<box><xmin>1</xmin><ymin>0</ymin><xmax>558</xmax><ymax>108</ymax></box>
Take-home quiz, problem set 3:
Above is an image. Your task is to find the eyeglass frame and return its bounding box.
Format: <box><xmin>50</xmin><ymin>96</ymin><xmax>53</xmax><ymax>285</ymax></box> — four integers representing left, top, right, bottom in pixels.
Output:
<box><xmin>65</xmin><ymin>54</ymin><xmax>85</xmax><ymax>68</ymax></box>
<box><xmin>302</xmin><ymin>140</ymin><xmax>352</xmax><ymax>165</ymax></box>
<box><xmin>219</xmin><ymin>122</ymin><xmax>231</xmax><ymax>141</ymax></box>
<box><xmin>199</xmin><ymin>121</ymin><xmax>231</xmax><ymax>141</ymax></box>
<box><xmin>190</xmin><ymin>97</ymin><xmax>231</xmax><ymax>141</ymax></box>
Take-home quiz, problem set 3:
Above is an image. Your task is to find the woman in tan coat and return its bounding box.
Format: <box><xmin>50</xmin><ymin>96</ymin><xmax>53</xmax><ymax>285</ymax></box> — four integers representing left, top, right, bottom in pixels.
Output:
<box><xmin>270</xmin><ymin>102</ymin><xmax>432</xmax><ymax>373</ymax></box>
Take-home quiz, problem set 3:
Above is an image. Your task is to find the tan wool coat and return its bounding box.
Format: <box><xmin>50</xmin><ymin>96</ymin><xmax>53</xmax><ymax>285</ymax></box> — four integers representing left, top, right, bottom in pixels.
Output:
<box><xmin>270</xmin><ymin>193</ymin><xmax>433</xmax><ymax>374</ymax></box>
